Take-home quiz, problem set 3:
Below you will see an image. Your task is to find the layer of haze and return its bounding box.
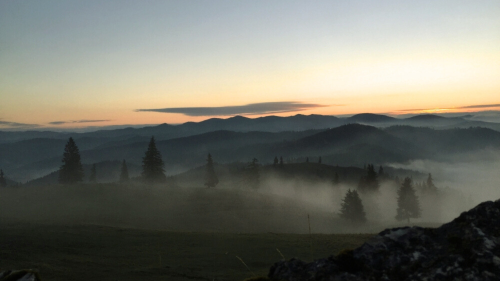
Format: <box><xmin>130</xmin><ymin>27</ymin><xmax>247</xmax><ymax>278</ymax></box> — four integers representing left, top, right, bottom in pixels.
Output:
<box><xmin>1</xmin><ymin>0</ymin><xmax>500</xmax><ymax>129</ymax></box>
<box><xmin>1</xmin><ymin>162</ymin><xmax>490</xmax><ymax>233</ymax></box>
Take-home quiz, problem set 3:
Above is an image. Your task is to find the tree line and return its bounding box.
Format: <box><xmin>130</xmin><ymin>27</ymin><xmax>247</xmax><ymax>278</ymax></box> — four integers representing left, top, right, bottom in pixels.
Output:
<box><xmin>47</xmin><ymin>136</ymin><xmax>432</xmax><ymax>224</ymax></box>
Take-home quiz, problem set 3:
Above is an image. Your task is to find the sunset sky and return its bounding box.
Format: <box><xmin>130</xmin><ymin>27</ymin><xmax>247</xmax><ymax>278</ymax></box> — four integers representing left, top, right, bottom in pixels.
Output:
<box><xmin>1</xmin><ymin>0</ymin><xmax>499</xmax><ymax>129</ymax></box>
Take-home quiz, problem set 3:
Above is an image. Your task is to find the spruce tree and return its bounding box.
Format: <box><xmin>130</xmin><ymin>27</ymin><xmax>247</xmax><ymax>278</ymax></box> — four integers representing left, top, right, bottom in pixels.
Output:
<box><xmin>89</xmin><ymin>163</ymin><xmax>97</xmax><ymax>182</ymax></box>
<box><xmin>273</xmin><ymin>156</ymin><xmax>279</xmax><ymax>166</ymax></box>
<box><xmin>141</xmin><ymin>136</ymin><xmax>166</xmax><ymax>183</ymax></box>
<box><xmin>396</xmin><ymin>177</ymin><xmax>421</xmax><ymax>223</ymax></box>
<box><xmin>333</xmin><ymin>172</ymin><xmax>340</xmax><ymax>186</ymax></box>
<box><xmin>378</xmin><ymin>165</ymin><xmax>384</xmax><ymax>178</ymax></box>
<box><xmin>119</xmin><ymin>160</ymin><xmax>129</xmax><ymax>183</ymax></box>
<box><xmin>423</xmin><ymin>173</ymin><xmax>437</xmax><ymax>194</ymax></box>
<box><xmin>358</xmin><ymin>164</ymin><xmax>379</xmax><ymax>192</ymax></box>
<box><xmin>59</xmin><ymin>137</ymin><xmax>84</xmax><ymax>184</ymax></box>
<box><xmin>279</xmin><ymin>156</ymin><xmax>284</xmax><ymax>167</ymax></box>
<box><xmin>0</xmin><ymin>169</ymin><xmax>7</xmax><ymax>187</ymax></box>
<box><xmin>318</xmin><ymin>157</ymin><xmax>322</xmax><ymax>164</ymax></box>
<box><xmin>205</xmin><ymin>153</ymin><xmax>219</xmax><ymax>188</ymax></box>
<box><xmin>339</xmin><ymin>189</ymin><xmax>366</xmax><ymax>222</ymax></box>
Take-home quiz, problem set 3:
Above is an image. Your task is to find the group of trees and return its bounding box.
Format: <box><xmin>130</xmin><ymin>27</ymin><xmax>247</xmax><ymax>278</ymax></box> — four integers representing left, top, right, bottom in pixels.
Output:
<box><xmin>57</xmin><ymin>136</ymin><xmax>222</xmax><ymax>187</ymax></box>
<box><xmin>57</xmin><ymin>136</ymin><xmax>162</xmax><ymax>184</ymax></box>
<box><xmin>340</xmin><ymin>164</ymin><xmax>425</xmax><ymax>223</ymax></box>
<box><xmin>56</xmin><ymin>136</ymin><xmax>427</xmax><ymax>224</ymax></box>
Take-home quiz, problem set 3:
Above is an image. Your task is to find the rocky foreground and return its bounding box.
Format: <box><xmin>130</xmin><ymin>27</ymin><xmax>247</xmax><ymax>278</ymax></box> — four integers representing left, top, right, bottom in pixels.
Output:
<box><xmin>269</xmin><ymin>199</ymin><xmax>500</xmax><ymax>281</ymax></box>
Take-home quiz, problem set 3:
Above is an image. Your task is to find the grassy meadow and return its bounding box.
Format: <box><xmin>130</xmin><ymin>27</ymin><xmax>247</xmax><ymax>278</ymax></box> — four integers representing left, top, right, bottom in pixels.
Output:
<box><xmin>0</xmin><ymin>222</ymin><xmax>372</xmax><ymax>281</ymax></box>
<box><xmin>0</xmin><ymin>183</ymin><xmax>440</xmax><ymax>280</ymax></box>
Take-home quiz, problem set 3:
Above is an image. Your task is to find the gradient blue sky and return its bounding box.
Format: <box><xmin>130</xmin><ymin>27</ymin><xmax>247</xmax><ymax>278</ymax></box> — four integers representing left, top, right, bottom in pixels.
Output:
<box><xmin>1</xmin><ymin>0</ymin><xmax>499</xmax><ymax>129</ymax></box>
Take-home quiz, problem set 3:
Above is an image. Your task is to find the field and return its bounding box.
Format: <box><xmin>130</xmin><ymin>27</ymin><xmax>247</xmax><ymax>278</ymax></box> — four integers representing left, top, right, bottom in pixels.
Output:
<box><xmin>0</xmin><ymin>222</ymin><xmax>372</xmax><ymax>281</ymax></box>
<box><xmin>1</xmin><ymin>184</ymin><xmax>438</xmax><ymax>280</ymax></box>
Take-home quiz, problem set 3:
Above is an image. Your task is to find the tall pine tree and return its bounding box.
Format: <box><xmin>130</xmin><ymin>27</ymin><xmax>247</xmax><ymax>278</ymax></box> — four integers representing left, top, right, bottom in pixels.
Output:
<box><xmin>333</xmin><ymin>172</ymin><xmax>340</xmax><ymax>186</ymax></box>
<box><xmin>205</xmin><ymin>153</ymin><xmax>219</xmax><ymax>188</ymax></box>
<box><xmin>358</xmin><ymin>164</ymin><xmax>379</xmax><ymax>192</ymax></box>
<box><xmin>422</xmin><ymin>173</ymin><xmax>438</xmax><ymax>194</ymax></box>
<box><xmin>339</xmin><ymin>189</ymin><xmax>366</xmax><ymax>222</ymax></box>
<box><xmin>396</xmin><ymin>177</ymin><xmax>421</xmax><ymax>223</ymax></box>
<box><xmin>141</xmin><ymin>136</ymin><xmax>166</xmax><ymax>183</ymax></box>
<box><xmin>59</xmin><ymin>137</ymin><xmax>84</xmax><ymax>184</ymax></box>
<box><xmin>119</xmin><ymin>160</ymin><xmax>129</xmax><ymax>183</ymax></box>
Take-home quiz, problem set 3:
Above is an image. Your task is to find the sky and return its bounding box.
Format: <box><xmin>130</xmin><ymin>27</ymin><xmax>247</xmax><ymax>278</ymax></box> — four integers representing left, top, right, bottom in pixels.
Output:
<box><xmin>1</xmin><ymin>0</ymin><xmax>499</xmax><ymax>129</ymax></box>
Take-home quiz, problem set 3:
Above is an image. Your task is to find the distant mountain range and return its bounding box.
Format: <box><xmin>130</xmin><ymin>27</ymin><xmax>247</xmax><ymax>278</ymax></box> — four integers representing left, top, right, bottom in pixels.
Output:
<box><xmin>1</xmin><ymin>113</ymin><xmax>500</xmax><ymax>183</ymax></box>
<box><xmin>2</xmin><ymin>113</ymin><xmax>500</xmax><ymax>144</ymax></box>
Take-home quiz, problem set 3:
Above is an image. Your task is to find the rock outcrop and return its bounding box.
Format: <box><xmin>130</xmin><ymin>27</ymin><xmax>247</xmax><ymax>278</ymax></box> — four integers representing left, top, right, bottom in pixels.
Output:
<box><xmin>269</xmin><ymin>199</ymin><xmax>500</xmax><ymax>281</ymax></box>
<box><xmin>0</xmin><ymin>270</ymin><xmax>41</xmax><ymax>281</ymax></box>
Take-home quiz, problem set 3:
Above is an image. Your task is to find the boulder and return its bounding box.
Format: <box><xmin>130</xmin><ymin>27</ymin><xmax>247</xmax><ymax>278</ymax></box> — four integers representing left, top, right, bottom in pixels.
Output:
<box><xmin>269</xmin><ymin>199</ymin><xmax>500</xmax><ymax>281</ymax></box>
<box><xmin>0</xmin><ymin>270</ymin><xmax>41</xmax><ymax>281</ymax></box>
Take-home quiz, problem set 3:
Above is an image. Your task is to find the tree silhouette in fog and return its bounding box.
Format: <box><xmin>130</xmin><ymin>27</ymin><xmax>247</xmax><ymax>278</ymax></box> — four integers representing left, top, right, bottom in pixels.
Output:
<box><xmin>333</xmin><ymin>172</ymin><xmax>340</xmax><ymax>186</ymax></box>
<box><xmin>396</xmin><ymin>177</ymin><xmax>421</xmax><ymax>223</ymax></box>
<box><xmin>141</xmin><ymin>136</ymin><xmax>166</xmax><ymax>183</ymax></box>
<box><xmin>89</xmin><ymin>163</ymin><xmax>97</xmax><ymax>182</ymax></box>
<box><xmin>58</xmin><ymin>137</ymin><xmax>84</xmax><ymax>184</ymax></box>
<box><xmin>339</xmin><ymin>189</ymin><xmax>366</xmax><ymax>223</ymax></box>
<box><xmin>273</xmin><ymin>156</ymin><xmax>279</xmax><ymax>166</ymax></box>
<box><xmin>245</xmin><ymin>158</ymin><xmax>260</xmax><ymax>189</ymax></box>
<box><xmin>204</xmin><ymin>153</ymin><xmax>219</xmax><ymax>188</ymax></box>
<box><xmin>357</xmin><ymin>164</ymin><xmax>379</xmax><ymax>192</ymax></box>
<box><xmin>422</xmin><ymin>173</ymin><xmax>438</xmax><ymax>194</ymax></box>
<box><xmin>0</xmin><ymin>169</ymin><xmax>6</xmax><ymax>187</ymax></box>
<box><xmin>378</xmin><ymin>165</ymin><xmax>384</xmax><ymax>179</ymax></box>
<box><xmin>119</xmin><ymin>159</ymin><xmax>129</xmax><ymax>183</ymax></box>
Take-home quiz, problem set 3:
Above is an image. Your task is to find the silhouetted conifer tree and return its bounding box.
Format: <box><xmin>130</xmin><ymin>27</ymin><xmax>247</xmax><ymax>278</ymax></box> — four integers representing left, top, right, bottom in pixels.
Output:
<box><xmin>306</xmin><ymin>157</ymin><xmax>309</xmax><ymax>163</ymax></box>
<box><xmin>141</xmin><ymin>136</ymin><xmax>166</xmax><ymax>183</ymax></box>
<box><xmin>378</xmin><ymin>165</ymin><xmax>384</xmax><ymax>177</ymax></box>
<box><xmin>205</xmin><ymin>153</ymin><xmax>219</xmax><ymax>188</ymax></box>
<box><xmin>396</xmin><ymin>177</ymin><xmax>421</xmax><ymax>223</ymax></box>
<box><xmin>273</xmin><ymin>156</ymin><xmax>279</xmax><ymax>166</ymax></box>
<box><xmin>59</xmin><ymin>137</ymin><xmax>84</xmax><ymax>184</ymax></box>
<box><xmin>318</xmin><ymin>157</ymin><xmax>322</xmax><ymax>164</ymax></box>
<box><xmin>279</xmin><ymin>156</ymin><xmax>284</xmax><ymax>166</ymax></box>
<box><xmin>245</xmin><ymin>158</ymin><xmax>259</xmax><ymax>189</ymax></box>
<box><xmin>422</xmin><ymin>173</ymin><xmax>438</xmax><ymax>194</ymax></box>
<box><xmin>0</xmin><ymin>169</ymin><xmax>7</xmax><ymax>187</ymax></box>
<box><xmin>333</xmin><ymin>172</ymin><xmax>340</xmax><ymax>186</ymax></box>
<box><xmin>119</xmin><ymin>160</ymin><xmax>129</xmax><ymax>183</ymax></box>
<box><xmin>358</xmin><ymin>164</ymin><xmax>379</xmax><ymax>192</ymax></box>
<box><xmin>89</xmin><ymin>163</ymin><xmax>97</xmax><ymax>182</ymax></box>
<box><xmin>339</xmin><ymin>189</ymin><xmax>366</xmax><ymax>223</ymax></box>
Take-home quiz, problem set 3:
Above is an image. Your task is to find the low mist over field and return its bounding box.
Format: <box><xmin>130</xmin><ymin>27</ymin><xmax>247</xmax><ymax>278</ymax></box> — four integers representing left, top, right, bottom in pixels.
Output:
<box><xmin>2</xmin><ymin>142</ymin><xmax>495</xmax><ymax>234</ymax></box>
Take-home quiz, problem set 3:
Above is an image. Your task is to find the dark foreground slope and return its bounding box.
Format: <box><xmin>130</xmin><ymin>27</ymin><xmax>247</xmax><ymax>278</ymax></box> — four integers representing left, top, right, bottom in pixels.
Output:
<box><xmin>0</xmin><ymin>223</ymin><xmax>371</xmax><ymax>281</ymax></box>
<box><xmin>269</xmin><ymin>199</ymin><xmax>500</xmax><ymax>281</ymax></box>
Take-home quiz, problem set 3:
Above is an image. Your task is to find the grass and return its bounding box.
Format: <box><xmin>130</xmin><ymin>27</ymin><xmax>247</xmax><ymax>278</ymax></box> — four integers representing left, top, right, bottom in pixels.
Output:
<box><xmin>0</xmin><ymin>222</ymin><xmax>372</xmax><ymax>281</ymax></box>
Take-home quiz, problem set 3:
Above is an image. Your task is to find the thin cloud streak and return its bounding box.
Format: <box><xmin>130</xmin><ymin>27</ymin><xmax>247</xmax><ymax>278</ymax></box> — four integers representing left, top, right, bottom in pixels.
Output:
<box><xmin>136</xmin><ymin>102</ymin><xmax>327</xmax><ymax>116</ymax></box>
<box><xmin>48</xmin><ymin>120</ymin><xmax>111</xmax><ymax>125</ymax></box>
<box><xmin>396</xmin><ymin>103</ymin><xmax>500</xmax><ymax>113</ymax></box>
<box><xmin>0</xmin><ymin>120</ymin><xmax>40</xmax><ymax>129</ymax></box>
<box><xmin>458</xmin><ymin>104</ymin><xmax>500</xmax><ymax>109</ymax></box>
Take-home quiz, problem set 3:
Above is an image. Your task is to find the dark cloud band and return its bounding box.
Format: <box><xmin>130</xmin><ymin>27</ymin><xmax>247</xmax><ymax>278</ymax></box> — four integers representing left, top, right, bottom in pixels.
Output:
<box><xmin>0</xmin><ymin>120</ymin><xmax>40</xmax><ymax>129</ymax></box>
<box><xmin>136</xmin><ymin>102</ymin><xmax>325</xmax><ymax>116</ymax></box>
<box><xmin>48</xmin><ymin>120</ymin><xmax>111</xmax><ymax>125</ymax></box>
<box><xmin>458</xmin><ymin>104</ymin><xmax>500</xmax><ymax>109</ymax></box>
